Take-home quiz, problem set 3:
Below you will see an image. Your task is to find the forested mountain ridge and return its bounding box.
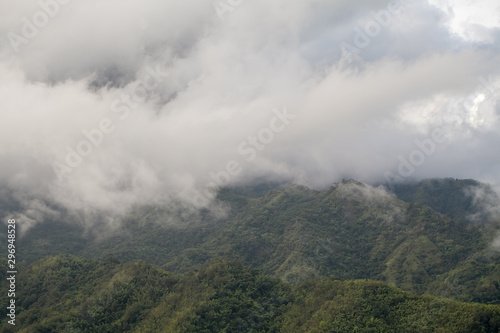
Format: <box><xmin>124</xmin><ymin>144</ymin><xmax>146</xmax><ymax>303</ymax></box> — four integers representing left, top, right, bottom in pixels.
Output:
<box><xmin>10</xmin><ymin>178</ymin><xmax>500</xmax><ymax>305</ymax></box>
<box><xmin>1</xmin><ymin>256</ymin><xmax>500</xmax><ymax>332</ymax></box>
<box><xmin>390</xmin><ymin>178</ymin><xmax>500</xmax><ymax>225</ymax></box>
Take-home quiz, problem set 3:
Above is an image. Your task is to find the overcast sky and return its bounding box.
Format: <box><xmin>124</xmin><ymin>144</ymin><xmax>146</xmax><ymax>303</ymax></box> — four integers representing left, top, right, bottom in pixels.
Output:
<box><xmin>0</xmin><ymin>0</ymin><xmax>499</xmax><ymax>220</ymax></box>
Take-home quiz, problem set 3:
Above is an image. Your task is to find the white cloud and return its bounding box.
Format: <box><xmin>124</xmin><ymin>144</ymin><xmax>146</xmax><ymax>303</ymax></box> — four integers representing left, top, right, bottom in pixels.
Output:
<box><xmin>428</xmin><ymin>0</ymin><xmax>500</xmax><ymax>43</ymax></box>
<box><xmin>0</xmin><ymin>0</ymin><xmax>499</xmax><ymax>226</ymax></box>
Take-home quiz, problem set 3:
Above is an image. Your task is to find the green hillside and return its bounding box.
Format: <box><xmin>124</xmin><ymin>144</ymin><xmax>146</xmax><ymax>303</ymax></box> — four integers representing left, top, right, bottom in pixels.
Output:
<box><xmin>2</xmin><ymin>256</ymin><xmax>500</xmax><ymax>332</ymax></box>
<box><xmin>390</xmin><ymin>178</ymin><xmax>500</xmax><ymax>225</ymax></box>
<box><xmin>13</xmin><ymin>179</ymin><xmax>500</xmax><ymax>304</ymax></box>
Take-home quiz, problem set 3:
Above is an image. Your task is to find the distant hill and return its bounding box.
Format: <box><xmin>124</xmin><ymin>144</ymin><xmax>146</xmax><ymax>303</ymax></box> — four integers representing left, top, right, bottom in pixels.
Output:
<box><xmin>12</xmin><ymin>178</ymin><xmax>500</xmax><ymax>304</ymax></box>
<box><xmin>2</xmin><ymin>255</ymin><xmax>500</xmax><ymax>332</ymax></box>
<box><xmin>390</xmin><ymin>178</ymin><xmax>500</xmax><ymax>225</ymax></box>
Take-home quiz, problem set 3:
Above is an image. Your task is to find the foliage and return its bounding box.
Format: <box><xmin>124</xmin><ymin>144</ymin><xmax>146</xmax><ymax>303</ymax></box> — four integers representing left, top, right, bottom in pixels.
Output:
<box><xmin>1</xmin><ymin>256</ymin><xmax>500</xmax><ymax>332</ymax></box>
<box><xmin>10</xmin><ymin>179</ymin><xmax>500</xmax><ymax>305</ymax></box>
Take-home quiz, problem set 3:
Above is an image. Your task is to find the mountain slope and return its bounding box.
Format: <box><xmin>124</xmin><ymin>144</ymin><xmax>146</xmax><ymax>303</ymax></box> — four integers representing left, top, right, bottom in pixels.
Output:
<box><xmin>390</xmin><ymin>178</ymin><xmax>500</xmax><ymax>225</ymax></box>
<box><xmin>2</xmin><ymin>256</ymin><xmax>500</xmax><ymax>333</ymax></box>
<box><xmin>10</xmin><ymin>179</ymin><xmax>500</xmax><ymax>303</ymax></box>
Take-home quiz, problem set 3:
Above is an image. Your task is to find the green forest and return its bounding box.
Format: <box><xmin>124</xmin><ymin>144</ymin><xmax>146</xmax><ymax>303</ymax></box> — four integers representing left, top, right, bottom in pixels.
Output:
<box><xmin>1</xmin><ymin>256</ymin><xmax>500</xmax><ymax>332</ymax></box>
<box><xmin>1</xmin><ymin>178</ymin><xmax>500</xmax><ymax>331</ymax></box>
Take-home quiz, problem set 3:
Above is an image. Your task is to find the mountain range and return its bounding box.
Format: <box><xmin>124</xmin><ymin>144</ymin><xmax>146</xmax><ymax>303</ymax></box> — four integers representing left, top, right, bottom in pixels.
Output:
<box><xmin>2</xmin><ymin>178</ymin><xmax>500</xmax><ymax>331</ymax></box>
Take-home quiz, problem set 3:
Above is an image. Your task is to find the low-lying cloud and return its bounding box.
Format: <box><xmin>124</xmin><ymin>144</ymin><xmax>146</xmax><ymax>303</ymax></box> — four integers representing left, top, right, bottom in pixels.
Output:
<box><xmin>1</xmin><ymin>0</ymin><xmax>499</xmax><ymax>227</ymax></box>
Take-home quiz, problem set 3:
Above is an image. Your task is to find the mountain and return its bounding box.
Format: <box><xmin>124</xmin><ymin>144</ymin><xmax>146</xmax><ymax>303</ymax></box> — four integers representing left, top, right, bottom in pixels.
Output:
<box><xmin>11</xmin><ymin>178</ymin><xmax>500</xmax><ymax>304</ymax></box>
<box><xmin>390</xmin><ymin>178</ymin><xmax>500</xmax><ymax>225</ymax></box>
<box><xmin>2</xmin><ymin>255</ymin><xmax>500</xmax><ymax>332</ymax></box>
